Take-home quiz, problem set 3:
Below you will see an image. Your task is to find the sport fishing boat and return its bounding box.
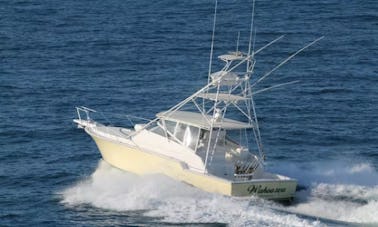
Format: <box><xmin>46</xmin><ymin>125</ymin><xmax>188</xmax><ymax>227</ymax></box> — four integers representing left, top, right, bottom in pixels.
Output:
<box><xmin>74</xmin><ymin>1</ymin><xmax>322</xmax><ymax>200</ymax></box>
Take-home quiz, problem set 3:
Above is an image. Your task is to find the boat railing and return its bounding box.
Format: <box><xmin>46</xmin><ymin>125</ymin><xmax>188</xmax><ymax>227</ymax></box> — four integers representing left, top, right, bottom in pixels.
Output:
<box><xmin>75</xmin><ymin>106</ymin><xmax>154</xmax><ymax>144</ymax></box>
<box><xmin>234</xmin><ymin>155</ymin><xmax>260</xmax><ymax>180</ymax></box>
<box><xmin>74</xmin><ymin>106</ymin><xmax>98</xmax><ymax>128</ymax></box>
<box><xmin>75</xmin><ymin>106</ymin><xmax>152</xmax><ymax>128</ymax></box>
<box><xmin>76</xmin><ymin>106</ymin><xmax>96</xmax><ymax>121</ymax></box>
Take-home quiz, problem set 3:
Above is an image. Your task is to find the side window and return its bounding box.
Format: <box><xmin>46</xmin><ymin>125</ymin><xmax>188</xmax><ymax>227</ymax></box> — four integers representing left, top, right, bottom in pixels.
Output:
<box><xmin>151</xmin><ymin>125</ymin><xmax>165</xmax><ymax>136</ymax></box>
<box><xmin>174</xmin><ymin>123</ymin><xmax>186</xmax><ymax>141</ymax></box>
<box><xmin>165</xmin><ymin>120</ymin><xmax>176</xmax><ymax>135</ymax></box>
<box><xmin>183</xmin><ymin>126</ymin><xmax>200</xmax><ymax>150</ymax></box>
<box><xmin>163</xmin><ymin>120</ymin><xmax>200</xmax><ymax>151</ymax></box>
<box><xmin>217</xmin><ymin>129</ymin><xmax>226</xmax><ymax>145</ymax></box>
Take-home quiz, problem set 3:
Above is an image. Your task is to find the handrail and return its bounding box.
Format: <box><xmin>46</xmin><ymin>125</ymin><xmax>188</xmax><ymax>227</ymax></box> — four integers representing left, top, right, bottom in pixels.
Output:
<box><xmin>76</xmin><ymin>106</ymin><xmax>97</xmax><ymax>121</ymax></box>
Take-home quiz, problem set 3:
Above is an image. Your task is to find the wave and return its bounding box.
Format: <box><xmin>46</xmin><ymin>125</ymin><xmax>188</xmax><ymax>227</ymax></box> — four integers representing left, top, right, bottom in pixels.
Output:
<box><xmin>270</xmin><ymin>161</ymin><xmax>378</xmax><ymax>224</ymax></box>
<box><xmin>289</xmin><ymin>183</ymin><xmax>378</xmax><ymax>223</ymax></box>
<box><xmin>60</xmin><ymin>160</ymin><xmax>378</xmax><ymax>226</ymax></box>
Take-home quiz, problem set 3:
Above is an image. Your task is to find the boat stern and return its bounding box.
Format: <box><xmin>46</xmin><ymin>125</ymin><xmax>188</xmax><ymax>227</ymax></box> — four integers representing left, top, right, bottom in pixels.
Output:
<box><xmin>231</xmin><ymin>177</ymin><xmax>297</xmax><ymax>200</ymax></box>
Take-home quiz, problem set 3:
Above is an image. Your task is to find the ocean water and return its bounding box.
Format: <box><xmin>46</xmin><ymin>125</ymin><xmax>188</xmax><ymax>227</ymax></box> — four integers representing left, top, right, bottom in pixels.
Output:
<box><xmin>1</xmin><ymin>0</ymin><xmax>377</xmax><ymax>226</ymax></box>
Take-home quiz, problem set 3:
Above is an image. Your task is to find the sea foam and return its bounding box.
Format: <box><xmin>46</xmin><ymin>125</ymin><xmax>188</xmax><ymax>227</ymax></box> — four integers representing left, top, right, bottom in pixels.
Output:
<box><xmin>61</xmin><ymin>161</ymin><xmax>321</xmax><ymax>226</ymax></box>
<box><xmin>271</xmin><ymin>160</ymin><xmax>378</xmax><ymax>224</ymax></box>
<box><xmin>61</xmin><ymin>160</ymin><xmax>378</xmax><ymax>225</ymax></box>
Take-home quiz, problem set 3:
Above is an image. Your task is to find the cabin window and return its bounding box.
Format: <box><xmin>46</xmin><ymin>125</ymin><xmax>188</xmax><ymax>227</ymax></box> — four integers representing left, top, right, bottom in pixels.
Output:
<box><xmin>150</xmin><ymin>125</ymin><xmax>165</xmax><ymax>136</ymax></box>
<box><xmin>183</xmin><ymin>125</ymin><xmax>200</xmax><ymax>150</ymax></box>
<box><xmin>174</xmin><ymin>123</ymin><xmax>186</xmax><ymax>141</ymax></box>
<box><xmin>162</xmin><ymin>120</ymin><xmax>200</xmax><ymax>151</ymax></box>
<box><xmin>165</xmin><ymin>120</ymin><xmax>176</xmax><ymax>135</ymax></box>
<box><xmin>216</xmin><ymin>129</ymin><xmax>226</xmax><ymax>145</ymax></box>
<box><xmin>198</xmin><ymin>129</ymin><xmax>226</xmax><ymax>147</ymax></box>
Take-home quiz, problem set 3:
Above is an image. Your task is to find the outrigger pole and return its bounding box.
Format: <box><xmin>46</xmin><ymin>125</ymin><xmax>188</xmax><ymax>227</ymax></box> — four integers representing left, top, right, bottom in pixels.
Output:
<box><xmin>252</xmin><ymin>36</ymin><xmax>324</xmax><ymax>88</ymax></box>
<box><xmin>208</xmin><ymin>0</ymin><xmax>218</xmax><ymax>83</ymax></box>
<box><xmin>128</xmin><ymin>3</ymin><xmax>323</xmax><ymax>156</ymax></box>
<box><xmin>247</xmin><ymin>0</ymin><xmax>256</xmax><ymax>72</ymax></box>
<box><xmin>244</xmin><ymin>0</ymin><xmax>265</xmax><ymax>162</ymax></box>
<box><xmin>128</xmin><ymin>33</ymin><xmax>321</xmax><ymax>139</ymax></box>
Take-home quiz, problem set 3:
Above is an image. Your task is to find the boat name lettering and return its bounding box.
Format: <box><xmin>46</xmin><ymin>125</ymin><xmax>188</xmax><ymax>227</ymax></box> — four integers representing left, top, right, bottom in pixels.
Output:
<box><xmin>247</xmin><ymin>185</ymin><xmax>286</xmax><ymax>194</ymax></box>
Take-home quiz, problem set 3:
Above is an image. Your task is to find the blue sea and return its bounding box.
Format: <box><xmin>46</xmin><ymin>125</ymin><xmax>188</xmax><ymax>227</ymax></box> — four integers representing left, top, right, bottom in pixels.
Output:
<box><xmin>1</xmin><ymin>0</ymin><xmax>377</xmax><ymax>226</ymax></box>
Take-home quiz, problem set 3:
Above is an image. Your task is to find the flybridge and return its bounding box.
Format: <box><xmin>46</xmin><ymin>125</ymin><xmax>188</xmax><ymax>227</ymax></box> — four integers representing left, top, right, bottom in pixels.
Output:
<box><xmin>157</xmin><ymin>111</ymin><xmax>254</xmax><ymax>130</ymax></box>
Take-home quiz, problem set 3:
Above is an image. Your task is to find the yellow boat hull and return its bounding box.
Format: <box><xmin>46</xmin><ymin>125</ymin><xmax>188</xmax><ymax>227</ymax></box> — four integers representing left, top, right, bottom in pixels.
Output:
<box><xmin>88</xmin><ymin>131</ymin><xmax>297</xmax><ymax>200</ymax></box>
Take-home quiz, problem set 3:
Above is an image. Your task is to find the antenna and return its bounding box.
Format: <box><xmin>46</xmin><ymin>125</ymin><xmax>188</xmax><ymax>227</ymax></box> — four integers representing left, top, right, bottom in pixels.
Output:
<box><xmin>236</xmin><ymin>31</ymin><xmax>240</xmax><ymax>53</ymax></box>
<box><xmin>208</xmin><ymin>0</ymin><xmax>218</xmax><ymax>83</ymax></box>
<box><xmin>247</xmin><ymin>0</ymin><xmax>256</xmax><ymax>57</ymax></box>
<box><xmin>247</xmin><ymin>0</ymin><xmax>256</xmax><ymax>72</ymax></box>
<box><xmin>252</xmin><ymin>27</ymin><xmax>256</xmax><ymax>54</ymax></box>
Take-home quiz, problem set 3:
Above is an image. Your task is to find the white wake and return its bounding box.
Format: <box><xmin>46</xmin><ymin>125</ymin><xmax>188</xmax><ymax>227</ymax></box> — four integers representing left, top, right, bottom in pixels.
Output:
<box><xmin>61</xmin><ymin>160</ymin><xmax>378</xmax><ymax>226</ymax></box>
<box><xmin>276</xmin><ymin>162</ymin><xmax>378</xmax><ymax>224</ymax></box>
